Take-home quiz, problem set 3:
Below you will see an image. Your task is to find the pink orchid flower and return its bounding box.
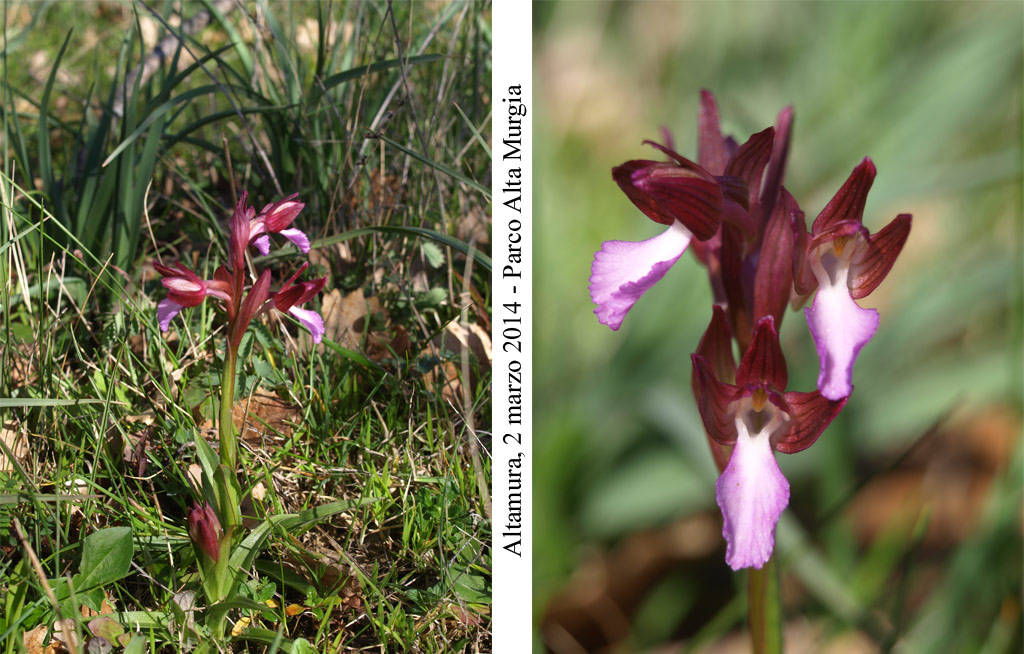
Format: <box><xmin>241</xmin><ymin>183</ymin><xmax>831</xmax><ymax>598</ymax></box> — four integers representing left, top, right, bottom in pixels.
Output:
<box><xmin>248</xmin><ymin>193</ymin><xmax>310</xmax><ymax>255</ymax></box>
<box><xmin>270</xmin><ymin>263</ymin><xmax>327</xmax><ymax>343</ymax></box>
<box><xmin>154</xmin><ymin>262</ymin><xmax>231</xmax><ymax>332</ymax></box>
<box><xmin>692</xmin><ymin>310</ymin><xmax>845</xmax><ymax>570</ymax></box>
<box><xmin>794</xmin><ymin>159</ymin><xmax>911</xmax><ymax>400</ymax></box>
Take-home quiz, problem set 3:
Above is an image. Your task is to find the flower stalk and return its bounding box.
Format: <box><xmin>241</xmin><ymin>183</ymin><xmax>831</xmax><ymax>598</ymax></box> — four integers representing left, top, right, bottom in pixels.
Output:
<box><xmin>748</xmin><ymin>555</ymin><xmax>782</xmax><ymax>654</ymax></box>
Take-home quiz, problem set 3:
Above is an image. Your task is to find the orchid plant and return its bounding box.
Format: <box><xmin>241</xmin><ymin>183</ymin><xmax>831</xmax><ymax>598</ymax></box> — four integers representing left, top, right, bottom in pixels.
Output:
<box><xmin>590</xmin><ymin>91</ymin><xmax>910</xmax><ymax>650</ymax></box>
<box><xmin>155</xmin><ymin>191</ymin><xmax>326</xmax><ymax>643</ymax></box>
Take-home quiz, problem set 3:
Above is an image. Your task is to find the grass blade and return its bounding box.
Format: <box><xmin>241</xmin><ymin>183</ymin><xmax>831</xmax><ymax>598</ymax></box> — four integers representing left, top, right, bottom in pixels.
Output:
<box><xmin>376</xmin><ymin>134</ymin><xmax>490</xmax><ymax>197</ymax></box>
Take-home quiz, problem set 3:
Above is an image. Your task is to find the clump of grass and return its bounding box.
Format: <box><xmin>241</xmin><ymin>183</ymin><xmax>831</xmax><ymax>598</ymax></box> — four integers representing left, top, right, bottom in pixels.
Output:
<box><xmin>1</xmin><ymin>1</ymin><xmax>491</xmax><ymax>652</ymax></box>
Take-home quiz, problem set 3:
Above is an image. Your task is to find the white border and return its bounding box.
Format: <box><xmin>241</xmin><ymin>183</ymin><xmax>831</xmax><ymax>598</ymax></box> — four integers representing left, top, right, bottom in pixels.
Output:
<box><xmin>491</xmin><ymin>1</ymin><xmax>532</xmax><ymax>652</ymax></box>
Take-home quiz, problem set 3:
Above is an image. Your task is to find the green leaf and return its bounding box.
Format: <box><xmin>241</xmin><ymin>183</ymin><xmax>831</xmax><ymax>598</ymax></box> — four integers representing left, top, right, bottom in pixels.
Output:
<box><xmin>229</xmin><ymin>498</ymin><xmax>379</xmax><ymax>575</ymax></box>
<box><xmin>101</xmin><ymin>84</ymin><xmax>237</xmax><ymax>167</ymax></box>
<box><xmin>37</xmin><ymin>29</ymin><xmax>74</xmax><ymax>228</ymax></box>
<box><xmin>87</xmin><ymin>616</ymin><xmax>125</xmax><ymax>644</ymax></box>
<box><xmin>318</xmin><ymin>337</ymin><xmax>386</xmax><ymax>374</ymax></box>
<box><xmin>0</xmin><ymin>493</ymin><xmax>100</xmax><ymax>505</ymax></box>
<box><xmin>76</xmin><ymin>527</ymin><xmax>133</xmax><ymax>590</ymax></box>
<box><xmin>422</xmin><ymin>241</ymin><xmax>445</xmax><ymax>268</ymax></box>
<box><xmin>450</xmin><ymin>567</ymin><xmax>490</xmax><ymax>604</ymax></box>
<box><xmin>295</xmin><ymin>225</ymin><xmax>492</xmax><ymax>272</ymax></box>
<box><xmin>309</xmin><ymin>54</ymin><xmax>445</xmax><ymax>104</ymax></box>
<box><xmin>0</xmin><ymin>398</ymin><xmax>114</xmax><ymax>407</ymax></box>
<box><xmin>234</xmin><ymin>627</ymin><xmax>312</xmax><ymax>653</ymax></box>
<box><xmin>252</xmin><ymin>358</ymin><xmax>284</xmax><ymax>385</ymax></box>
<box><xmin>193</xmin><ymin>433</ymin><xmax>220</xmax><ymax>509</ymax></box>
<box><xmin>418</xmin><ymin>287</ymin><xmax>448</xmax><ymax>309</ymax></box>
<box><xmin>290</xmin><ymin>638</ymin><xmax>315</xmax><ymax>654</ymax></box>
<box><xmin>207</xmin><ymin>596</ymin><xmax>274</xmax><ymax>624</ymax></box>
<box><xmin>123</xmin><ymin>634</ymin><xmax>147</xmax><ymax>654</ymax></box>
<box><xmin>376</xmin><ymin>135</ymin><xmax>490</xmax><ymax>197</ymax></box>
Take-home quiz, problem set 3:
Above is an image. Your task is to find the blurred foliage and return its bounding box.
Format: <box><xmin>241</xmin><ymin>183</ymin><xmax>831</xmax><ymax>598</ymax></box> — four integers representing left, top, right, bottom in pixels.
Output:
<box><xmin>534</xmin><ymin>2</ymin><xmax>1021</xmax><ymax>652</ymax></box>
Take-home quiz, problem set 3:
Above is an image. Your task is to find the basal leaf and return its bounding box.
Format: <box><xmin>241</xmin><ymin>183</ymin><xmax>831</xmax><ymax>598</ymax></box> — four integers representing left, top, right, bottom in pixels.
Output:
<box><xmin>77</xmin><ymin>526</ymin><xmax>133</xmax><ymax>590</ymax></box>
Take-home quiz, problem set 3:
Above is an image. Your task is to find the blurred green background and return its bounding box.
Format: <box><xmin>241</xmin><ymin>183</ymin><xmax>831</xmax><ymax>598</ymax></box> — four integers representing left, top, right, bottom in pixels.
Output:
<box><xmin>533</xmin><ymin>2</ymin><xmax>1022</xmax><ymax>652</ymax></box>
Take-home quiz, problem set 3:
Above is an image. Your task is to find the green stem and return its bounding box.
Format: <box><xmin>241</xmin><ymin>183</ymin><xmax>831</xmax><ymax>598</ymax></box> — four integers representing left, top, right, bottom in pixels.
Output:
<box><xmin>216</xmin><ymin>345</ymin><xmax>242</xmax><ymax>536</ymax></box>
<box><xmin>219</xmin><ymin>346</ymin><xmax>238</xmax><ymax>470</ymax></box>
<box><xmin>748</xmin><ymin>554</ymin><xmax>783</xmax><ymax>654</ymax></box>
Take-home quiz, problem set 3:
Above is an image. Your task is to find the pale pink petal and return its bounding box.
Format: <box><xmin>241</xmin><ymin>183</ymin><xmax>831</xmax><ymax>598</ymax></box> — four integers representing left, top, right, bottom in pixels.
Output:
<box><xmin>280</xmin><ymin>228</ymin><xmax>311</xmax><ymax>254</ymax></box>
<box><xmin>289</xmin><ymin>306</ymin><xmax>324</xmax><ymax>343</ymax></box>
<box><xmin>588</xmin><ymin>220</ymin><xmax>692</xmax><ymax>330</ymax></box>
<box><xmin>157</xmin><ymin>298</ymin><xmax>184</xmax><ymax>332</ymax></box>
<box><xmin>805</xmin><ymin>281</ymin><xmax>879</xmax><ymax>401</ymax></box>
<box><xmin>716</xmin><ymin>422</ymin><xmax>790</xmax><ymax>570</ymax></box>
<box><xmin>162</xmin><ymin>277</ymin><xmax>203</xmax><ymax>293</ymax></box>
<box><xmin>252</xmin><ymin>234</ymin><xmax>271</xmax><ymax>256</ymax></box>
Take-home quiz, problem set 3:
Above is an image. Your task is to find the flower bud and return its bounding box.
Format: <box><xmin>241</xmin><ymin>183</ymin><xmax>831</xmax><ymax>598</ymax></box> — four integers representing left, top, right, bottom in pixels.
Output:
<box><xmin>187</xmin><ymin>502</ymin><xmax>223</xmax><ymax>563</ymax></box>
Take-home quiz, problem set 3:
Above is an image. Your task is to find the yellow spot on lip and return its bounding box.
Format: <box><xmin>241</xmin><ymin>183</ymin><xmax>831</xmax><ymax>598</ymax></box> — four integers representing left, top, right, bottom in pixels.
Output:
<box><xmin>834</xmin><ymin>236</ymin><xmax>848</xmax><ymax>257</ymax></box>
<box><xmin>752</xmin><ymin>388</ymin><xmax>767</xmax><ymax>412</ymax></box>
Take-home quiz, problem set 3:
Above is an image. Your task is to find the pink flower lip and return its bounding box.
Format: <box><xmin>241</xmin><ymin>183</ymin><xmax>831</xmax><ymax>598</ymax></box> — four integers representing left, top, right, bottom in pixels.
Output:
<box><xmin>589</xmin><ymin>220</ymin><xmax>693</xmax><ymax>331</ymax></box>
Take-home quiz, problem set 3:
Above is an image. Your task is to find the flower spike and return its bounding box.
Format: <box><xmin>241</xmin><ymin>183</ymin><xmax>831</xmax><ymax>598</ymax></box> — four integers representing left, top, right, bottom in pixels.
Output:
<box><xmin>187</xmin><ymin>502</ymin><xmax>223</xmax><ymax>564</ymax></box>
<box><xmin>594</xmin><ymin>91</ymin><xmax>907</xmax><ymax>576</ymax></box>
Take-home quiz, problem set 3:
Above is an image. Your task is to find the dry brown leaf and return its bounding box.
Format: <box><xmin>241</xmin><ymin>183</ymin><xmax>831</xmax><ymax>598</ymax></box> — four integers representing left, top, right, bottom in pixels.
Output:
<box><xmin>320</xmin><ymin>288</ymin><xmax>383</xmax><ymax>351</ymax></box>
<box><xmin>452</xmin><ymin>321</ymin><xmax>492</xmax><ymax>367</ymax></box>
<box><xmin>28</xmin><ymin>629</ymin><xmax>70</xmax><ymax>654</ymax></box>
<box><xmin>23</xmin><ymin>625</ymin><xmax>49</xmax><ymax>654</ymax></box>
<box><xmin>283</xmin><ymin>548</ymin><xmax>355</xmax><ymax>592</ymax></box>
<box><xmin>80</xmin><ymin>598</ymin><xmax>115</xmax><ymax>619</ymax></box>
<box><xmin>7</xmin><ymin>343</ymin><xmax>37</xmax><ymax>386</ymax></box>
<box><xmin>409</xmin><ymin>257</ymin><xmax>431</xmax><ymax>294</ymax></box>
<box><xmin>447</xmin><ymin>603</ymin><xmax>485</xmax><ymax>627</ymax></box>
<box><xmin>240</xmin><ymin>481</ymin><xmax>268</xmax><ymax>529</ymax></box>
<box><xmin>0</xmin><ymin>422</ymin><xmax>29</xmax><ymax>472</ymax></box>
<box><xmin>387</xmin><ymin>325</ymin><xmax>412</xmax><ymax>359</ymax></box>
<box><xmin>196</xmin><ymin>392</ymin><xmax>300</xmax><ymax>441</ymax></box>
<box><xmin>236</xmin><ymin>392</ymin><xmax>301</xmax><ymax>442</ymax></box>
<box><xmin>422</xmin><ymin>321</ymin><xmax>493</xmax><ymax>402</ymax></box>
<box><xmin>105</xmin><ymin>413</ymin><xmax>154</xmax><ymax>476</ymax></box>
<box><xmin>51</xmin><ymin>619</ymin><xmax>78</xmax><ymax>651</ymax></box>
<box><xmin>186</xmin><ymin>464</ymin><xmax>203</xmax><ymax>492</ymax></box>
<box><xmin>456</xmin><ymin>206</ymin><xmax>490</xmax><ymax>249</ymax></box>
<box><xmin>423</xmin><ymin>361</ymin><xmax>462</xmax><ymax>403</ymax></box>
